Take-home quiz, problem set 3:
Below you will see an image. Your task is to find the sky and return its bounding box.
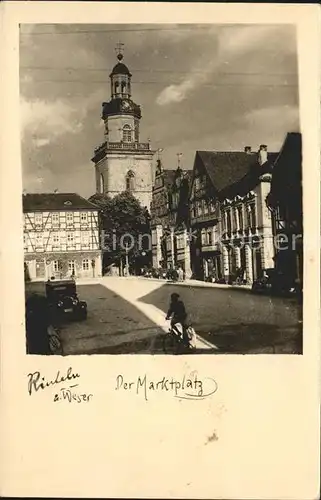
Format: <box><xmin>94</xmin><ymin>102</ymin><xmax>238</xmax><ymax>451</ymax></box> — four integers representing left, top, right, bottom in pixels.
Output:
<box><xmin>20</xmin><ymin>23</ymin><xmax>300</xmax><ymax>198</ymax></box>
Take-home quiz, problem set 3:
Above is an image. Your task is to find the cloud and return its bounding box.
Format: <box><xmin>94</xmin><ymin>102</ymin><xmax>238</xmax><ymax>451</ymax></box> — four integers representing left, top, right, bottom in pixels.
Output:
<box><xmin>156</xmin><ymin>25</ymin><xmax>292</xmax><ymax>106</ymax></box>
<box><xmin>20</xmin><ymin>89</ymin><xmax>103</xmax><ymax>146</ymax></box>
<box><xmin>21</xmin><ymin>98</ymin><xmax>83</xmax><ymax>143</ymax></box>
<box><xmin>156</xmin><ymin>58</ymin><xmax>217</xmax><ymax>106</ymax></box>
<box><xmin>245</xmin><ymin>104</ymin><xmax>300</xmax><ymax>130</ymax></box>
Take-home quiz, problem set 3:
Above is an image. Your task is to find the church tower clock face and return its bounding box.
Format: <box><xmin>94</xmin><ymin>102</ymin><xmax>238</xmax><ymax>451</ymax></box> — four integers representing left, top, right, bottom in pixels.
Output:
<box><xmin>91</xmin><ymin>44</ymin><xmax>156</xmax><ymax>210</ymax></box>
<box><xmin>121</xmin><ymin>100</ymin><xmax>132</xmax><ymax>112</ymax></box>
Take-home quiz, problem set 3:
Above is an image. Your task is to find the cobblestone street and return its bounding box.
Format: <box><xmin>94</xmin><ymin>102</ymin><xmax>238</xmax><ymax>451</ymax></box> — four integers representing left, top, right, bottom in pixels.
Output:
<box><xmin>36</xmin><ymin>277</ymin><xmax>303</xmax><ymax>355</ymax></box>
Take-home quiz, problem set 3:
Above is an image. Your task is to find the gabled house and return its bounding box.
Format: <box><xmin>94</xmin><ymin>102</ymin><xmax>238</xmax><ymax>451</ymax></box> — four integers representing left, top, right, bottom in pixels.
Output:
<box><xmin>189</xmin><ymin>146</ymin><xmax>277</xmax><ymax>283</ymax></box>
<box><xmin>23</xmin><ymin>193</ymin><xmax>102</xmax><ymax>280</ymax></box>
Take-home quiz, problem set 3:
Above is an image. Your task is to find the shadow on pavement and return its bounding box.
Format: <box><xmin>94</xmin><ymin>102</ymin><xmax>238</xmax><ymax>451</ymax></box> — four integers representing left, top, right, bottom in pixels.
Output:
<box><xmin>198</xmin><ymin>323</ymin><xmax>302</xmax><ymax>354</ymax></box>
<box><xmin>138</xmin><ymin>282</ymin><xmax>302</xmax><ymax>355</ymax></box>
<box><xmin>55</xmin><ymin>284</ymin><xmax>167</xmax><ymax>355</ymax></box>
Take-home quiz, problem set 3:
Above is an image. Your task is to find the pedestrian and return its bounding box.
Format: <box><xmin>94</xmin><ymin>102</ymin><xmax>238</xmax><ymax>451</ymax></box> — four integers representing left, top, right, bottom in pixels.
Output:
<box><xmin>172</xmin><ymin>268</ymin><xmax>179</xmax><ymax>282</ymax></box>
<box><xmin>165</xmin><ymin>292</ymin><xmax>189</xmax><ymax>346</ymax></box>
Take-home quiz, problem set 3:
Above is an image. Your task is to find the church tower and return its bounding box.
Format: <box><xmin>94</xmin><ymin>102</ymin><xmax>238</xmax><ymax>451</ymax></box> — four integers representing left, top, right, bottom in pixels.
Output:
<box><xmin>91</xmin><ymin>44</ymin><xmax>155</xmax><ymax>209</ymax></box>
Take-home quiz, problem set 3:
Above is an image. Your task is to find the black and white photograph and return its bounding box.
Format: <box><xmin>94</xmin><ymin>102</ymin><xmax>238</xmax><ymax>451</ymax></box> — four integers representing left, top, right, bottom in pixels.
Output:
<box><xmin>21</xmin><ymin>23</ymin><xmax>303</xmax><ymax>356</ymax></box>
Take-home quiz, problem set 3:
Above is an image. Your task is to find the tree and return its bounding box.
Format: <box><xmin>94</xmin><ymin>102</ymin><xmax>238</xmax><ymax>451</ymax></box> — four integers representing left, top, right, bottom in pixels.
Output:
<box><xmin>88</xmin><ymin>192</ymin><xmax>152</xmax><ymax>274</ymax></box>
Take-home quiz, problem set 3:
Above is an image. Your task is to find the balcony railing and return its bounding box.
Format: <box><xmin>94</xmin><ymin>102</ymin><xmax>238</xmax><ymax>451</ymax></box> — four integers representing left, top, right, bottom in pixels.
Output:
<box><xmin>94</xmin><ymin>141</ymin><xmax>151</xmax><ymax>154</ymax></box>
<box><xmin>190</xmin><ymin>212</ymin><xmax>220</xmax><ymax>225</ymax></box>
<box><xmin>201</xmin><ymin>240</ymin><xmax>220</xmax><ymax>249</ymax></box>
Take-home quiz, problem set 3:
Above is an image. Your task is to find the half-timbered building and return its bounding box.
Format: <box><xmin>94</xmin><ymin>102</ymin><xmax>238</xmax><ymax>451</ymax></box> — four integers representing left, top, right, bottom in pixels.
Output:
<box><xmin>23</xmin><ymin>193</ymin><xmax>102</xmax><ymax>280</ymax></box>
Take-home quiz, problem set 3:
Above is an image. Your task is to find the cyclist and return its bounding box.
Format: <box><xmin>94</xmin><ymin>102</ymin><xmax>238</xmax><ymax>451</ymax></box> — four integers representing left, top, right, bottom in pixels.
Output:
<box><xmin>165</xmin><ymin>292</ymin><xmax>190</xmax><ymax>346</ymax></box>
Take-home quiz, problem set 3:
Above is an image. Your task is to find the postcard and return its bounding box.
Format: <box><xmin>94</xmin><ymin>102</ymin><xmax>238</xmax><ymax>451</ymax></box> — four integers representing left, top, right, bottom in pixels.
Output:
<box><xmin>1</xmin><ymin>2</ymin><xmax>320</xmax><ymax>498</ymax></box>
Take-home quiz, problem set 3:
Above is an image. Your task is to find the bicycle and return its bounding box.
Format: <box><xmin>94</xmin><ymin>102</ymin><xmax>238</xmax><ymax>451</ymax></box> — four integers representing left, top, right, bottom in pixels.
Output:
<box><xmin>48</xmin><ymin>324</ymin><xmax>63</xmax><ymax>355</ymax></box>
<box><xmin>162</xmin><ymin>321</ymin><xmax>196</xmax><ymax>355</ymax></box>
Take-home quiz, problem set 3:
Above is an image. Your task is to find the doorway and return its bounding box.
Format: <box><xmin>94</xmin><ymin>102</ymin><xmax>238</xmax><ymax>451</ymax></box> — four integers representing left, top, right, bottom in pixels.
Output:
<box><xmin>35</xmin><ymin>259</ymin><xmax>45</xmax><ymax>279</ymax></box>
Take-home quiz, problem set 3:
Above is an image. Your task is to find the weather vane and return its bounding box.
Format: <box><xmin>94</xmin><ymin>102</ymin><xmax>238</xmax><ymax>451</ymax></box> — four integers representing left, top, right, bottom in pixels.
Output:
<box><xmin>115</xmin><ymin>42</ymin><xmax>124</xmax><ymax>61</ymax></box>
<box><xmin>177</xmin><ymin>152</ymin><xmax>183</xmax><ymax>168</ymax></box>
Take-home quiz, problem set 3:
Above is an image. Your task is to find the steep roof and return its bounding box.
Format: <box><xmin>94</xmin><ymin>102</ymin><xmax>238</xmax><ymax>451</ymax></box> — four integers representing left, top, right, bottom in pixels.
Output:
<box><xmin>23</xmin><ymin>193</ymin><xmax>99</xmax><ymax>212</ymax></box>
<box><xmin>194</xmin><ymin>150</ymin><xmax>277</xmax><ymax>198</ymax></box>
<box><xmin>268</xmin><ymin>132</ymin><xmax>302</xmax><ymax>209</ymax></box>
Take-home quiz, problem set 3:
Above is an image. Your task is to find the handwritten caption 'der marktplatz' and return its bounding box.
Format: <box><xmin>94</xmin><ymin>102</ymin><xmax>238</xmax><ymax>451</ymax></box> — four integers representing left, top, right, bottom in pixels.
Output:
<box><xmin>115</xmin><ymin>373</ymin><xmax>218</xmax><ymax>401</ymax></box>
<box><xmin>27</xmin><ymin>367</ymin><xmax>93</xmax><ymax>403</ymax></box>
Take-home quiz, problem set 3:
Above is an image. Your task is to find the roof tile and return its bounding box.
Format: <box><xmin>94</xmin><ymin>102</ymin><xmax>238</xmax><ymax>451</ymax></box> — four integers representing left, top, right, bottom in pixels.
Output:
<box><xmin>23</xmin><ymin>193</ymin><xmax>99</xmax><ymax>212</ymax></box>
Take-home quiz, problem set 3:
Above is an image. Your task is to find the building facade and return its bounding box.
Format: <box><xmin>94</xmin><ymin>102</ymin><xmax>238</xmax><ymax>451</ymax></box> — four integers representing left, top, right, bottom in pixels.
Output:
<box><xmin>164</xmin><ymin>167</ymin><xmax>191</xmax><ymax>275</ymax></box>
<box><xmin>189</xmin><ymin>146</ymin><xmax>277</xmax><ymax>283</ymax></box>
<box><xmin>150</xmin><ymin>160</ymin><xmax>176</xmax><ymax>269</ymax></box>
<box><xmin>91</xmin><ymin>49</ymin><xmax>155</xmax><ymax>210</ymax></box>
<box><xmin>266</xmin><ymin>132</ymin><xmax>303</xmax><ymax>289</ymax></box>
<box><xmin>23</xmin><ymin>193</ymin><xmax>102</xmax><ymax>281</ymax></box>
<box><xmin>150</xmin><ymin>161</ymin><xmax>191</xmax><ymax>273</ymax></box>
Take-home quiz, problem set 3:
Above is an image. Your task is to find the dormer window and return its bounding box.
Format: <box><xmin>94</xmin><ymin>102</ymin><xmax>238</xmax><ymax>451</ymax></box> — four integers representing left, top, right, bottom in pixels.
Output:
<box><xmin>123</xmin><ymin>124</ymin><xmax>132</xmax><ymax>143</ymax></box>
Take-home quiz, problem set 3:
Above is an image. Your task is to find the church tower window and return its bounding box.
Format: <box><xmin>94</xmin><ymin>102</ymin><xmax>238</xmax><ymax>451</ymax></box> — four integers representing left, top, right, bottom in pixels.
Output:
<box><xmin>99</xmin><ymin>173</ymin><xmax>104</xmax><ymax>193</ymax></box>
<box><xmin>126</xmin><ymin>170</ymin><xmax>135</xmax><ymax>192</ymax></box>
<box><xmin>123</xmin><ymin>125</ymin><xmax>132</xmax><ymax>143</ymax></box>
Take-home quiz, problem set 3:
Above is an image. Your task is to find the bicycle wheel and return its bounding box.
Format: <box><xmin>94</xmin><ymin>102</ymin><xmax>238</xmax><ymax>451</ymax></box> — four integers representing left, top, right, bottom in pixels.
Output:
<box><xmin>49</xmin><ymin>333</ymin><xmax>62</xmax><ymax>355</ymax></box>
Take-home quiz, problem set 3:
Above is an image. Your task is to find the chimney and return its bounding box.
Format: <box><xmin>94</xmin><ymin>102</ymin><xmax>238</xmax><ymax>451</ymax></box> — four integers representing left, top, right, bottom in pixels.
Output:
<box><xmin>258</xmin><ymin>144</ymin><xmax>268</xmax><ymax>165</ymax></box>
<box><xmin>244</xmin><ymin>146</ymin><xmax>252</xmax><ymax>154</ymax></box>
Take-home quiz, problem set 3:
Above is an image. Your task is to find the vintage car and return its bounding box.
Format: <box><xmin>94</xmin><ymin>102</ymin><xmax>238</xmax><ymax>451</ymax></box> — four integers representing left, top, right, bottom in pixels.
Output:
<box><xmin>45</xmin><ymin>279</ymin><xmax>87</xmax><ymax>321</ymax></box>
<box><xmin>251</xmin><ymin>268</ymin><xmax>299</xmax><ymax>297</ymax></box>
